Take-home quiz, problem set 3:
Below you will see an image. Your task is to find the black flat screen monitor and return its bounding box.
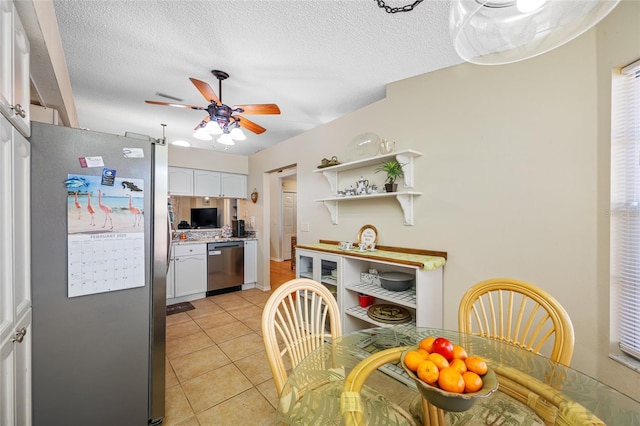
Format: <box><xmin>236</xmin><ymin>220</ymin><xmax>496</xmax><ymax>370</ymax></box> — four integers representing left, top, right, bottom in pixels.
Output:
<box><xmin>190</xmin><ymin>208</ymin><xmax>218</xmax><ymax>229</ymax></box>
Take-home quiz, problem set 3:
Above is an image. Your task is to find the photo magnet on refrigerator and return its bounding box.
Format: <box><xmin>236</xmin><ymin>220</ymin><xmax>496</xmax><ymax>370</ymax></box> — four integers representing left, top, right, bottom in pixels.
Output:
<box><xmin>101</xmin><ymin>168</ymin><xmax>116</xmax><ymax>186</ymax></box>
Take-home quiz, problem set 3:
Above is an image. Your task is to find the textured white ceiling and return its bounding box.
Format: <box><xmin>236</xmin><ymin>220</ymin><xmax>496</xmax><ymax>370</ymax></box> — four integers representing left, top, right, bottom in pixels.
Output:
<box><xmin>50</xmin><ymin>0</ymin><xmax>463</xmax><ymax>155</ymax></box>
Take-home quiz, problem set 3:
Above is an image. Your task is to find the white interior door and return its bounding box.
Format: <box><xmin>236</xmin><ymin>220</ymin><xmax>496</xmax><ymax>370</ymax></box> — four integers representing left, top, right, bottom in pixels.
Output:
<box><xmin>282</xmin><ymin>192</ymin><xmax>297</xmax><ymax>260</ymax></box>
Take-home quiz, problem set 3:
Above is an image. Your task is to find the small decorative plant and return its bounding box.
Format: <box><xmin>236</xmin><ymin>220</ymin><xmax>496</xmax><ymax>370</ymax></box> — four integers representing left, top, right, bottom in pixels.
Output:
<box><xmin>375</xmin><ymin>160</ymin><xmax>405</xmax><ymax>192</ymax></box>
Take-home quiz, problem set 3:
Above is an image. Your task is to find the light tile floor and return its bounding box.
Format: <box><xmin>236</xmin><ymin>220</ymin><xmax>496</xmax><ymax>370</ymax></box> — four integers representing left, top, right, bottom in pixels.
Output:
<box><xmin>163</xmin><ymin>260</ymin><xmax>295</xmax><ymax>426</ymax></box>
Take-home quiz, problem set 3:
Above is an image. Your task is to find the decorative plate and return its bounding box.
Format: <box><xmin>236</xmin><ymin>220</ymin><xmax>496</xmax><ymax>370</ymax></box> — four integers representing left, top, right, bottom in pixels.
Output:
<box><xmin>367</xmin><ymin>304</ymin><xmax>411</xmax><ymax>324</ymax></box>
<box><xmin>357</xmin><ymin>224</ymin><xmax>378</xmax><ymax>246</ymax></box>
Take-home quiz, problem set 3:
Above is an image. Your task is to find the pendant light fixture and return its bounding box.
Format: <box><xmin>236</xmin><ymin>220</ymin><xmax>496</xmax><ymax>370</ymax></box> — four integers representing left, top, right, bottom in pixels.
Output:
<box><xmin>449</xmin><ymin>0</ymin><xmax>620</xmax><ymax>65</ymax></box>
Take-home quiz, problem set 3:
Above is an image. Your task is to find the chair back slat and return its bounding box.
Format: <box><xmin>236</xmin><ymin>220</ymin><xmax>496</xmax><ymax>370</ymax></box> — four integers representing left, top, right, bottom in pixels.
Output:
<box><xmin>459</xmin><ymin>278</ymin><xmax>574</xmax><ymax>365</ymax></box>
<box><xmin>519</xmin><ymin>298</ymin><xmax>539</xmax><ymax>347</ymax></box>
<box><xmin>506</xmin><ymin>290</ymin><xmax>514</xmax><ymax>344</ymax></box>
<box><xmin>262</xmin><ymin>278</ymin><xmax>342</xmax><ymax>396</ymax></box>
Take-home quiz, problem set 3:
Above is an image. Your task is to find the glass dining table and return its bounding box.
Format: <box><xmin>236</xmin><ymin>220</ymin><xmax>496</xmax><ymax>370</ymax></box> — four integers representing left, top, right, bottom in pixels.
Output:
<box><xmin>276</xmin><ymin>326</ymin><xmax>640</xmax><ymax>425</ymax></box>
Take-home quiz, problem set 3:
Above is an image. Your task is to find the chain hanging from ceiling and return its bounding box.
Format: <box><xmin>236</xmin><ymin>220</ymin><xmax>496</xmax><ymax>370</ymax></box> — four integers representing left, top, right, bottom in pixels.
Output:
<box><xmin>374</xmin><ymin>0</ymin><xmax>424</xmax><ymax>13</ymax></box>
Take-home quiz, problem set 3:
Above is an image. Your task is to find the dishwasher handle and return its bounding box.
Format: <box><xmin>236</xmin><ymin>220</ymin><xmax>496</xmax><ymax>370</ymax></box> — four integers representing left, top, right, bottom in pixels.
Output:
<box><xmin>207</xmin><ymin>242</ymin><xmax>245</xmax><ymax>249</ymax></box>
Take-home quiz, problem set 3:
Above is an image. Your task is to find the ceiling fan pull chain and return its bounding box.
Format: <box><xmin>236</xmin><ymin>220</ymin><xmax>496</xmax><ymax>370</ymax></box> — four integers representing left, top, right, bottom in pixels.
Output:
<box><xmin>375</xmin><ymin>0</ymin><xmax>424</xmax><ymax>13</ymax></box>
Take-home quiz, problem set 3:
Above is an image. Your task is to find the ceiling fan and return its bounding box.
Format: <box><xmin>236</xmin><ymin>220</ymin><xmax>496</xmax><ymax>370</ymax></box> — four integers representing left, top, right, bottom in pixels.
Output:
<box><xmin>145</xmin><ymin>70</ymin><xmax>280</xmax><ymax>143</ymax></box>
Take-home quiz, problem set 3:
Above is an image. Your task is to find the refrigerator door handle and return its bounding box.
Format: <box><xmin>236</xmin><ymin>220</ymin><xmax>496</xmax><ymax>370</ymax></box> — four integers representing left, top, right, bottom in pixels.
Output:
<box><xmin>167</xmin><ymin>216</ymin><xmax>173</xmax><ymax>267</ymax></box>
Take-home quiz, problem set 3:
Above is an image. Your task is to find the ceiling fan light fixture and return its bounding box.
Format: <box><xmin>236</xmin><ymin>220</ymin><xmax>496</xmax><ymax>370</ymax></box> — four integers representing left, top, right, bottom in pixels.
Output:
<box><xmin>206</xmin><ymin>120</ymin><xmax>223</xmax><ymax>135</ymax></box>
<box><xmin>230</xmin><ymin>127</ymin><xmax>246</xmax><ymax>141</ymax></box>
<box><xmin>450</xmin><ymin>0</ymin><xmax>620</xmax><ymax>65</ymax></box>
<box><xmin>217</xmin><ymin>133</ymin><xmax>235</xmax><ymax>145</ymax></box>
<box><xmin>193</xmin><ymin>128</ymin><xmax>213</xmax><ymax>141</ymax></box>
<box><xmin>145</xmin><ymin>70</ymin><xmax>280</xmax><ymax>149</ymax></box>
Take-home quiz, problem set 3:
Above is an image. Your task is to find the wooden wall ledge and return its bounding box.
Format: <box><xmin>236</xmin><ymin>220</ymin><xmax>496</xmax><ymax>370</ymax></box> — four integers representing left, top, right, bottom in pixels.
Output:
<box><xmin>318</xmin><ymin>240</ymin><xmax>447</xmax><ymax>260</ymax></box>
<box><xmin>294</xmin><ymin>240</ymin><xmax>447</xmax><ymax>270</ymax></box>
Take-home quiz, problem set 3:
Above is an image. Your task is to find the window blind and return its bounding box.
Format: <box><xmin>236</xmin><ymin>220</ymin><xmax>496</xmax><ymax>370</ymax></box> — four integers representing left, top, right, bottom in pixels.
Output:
<box><xmin>611</xmin><ymin>59</ymin><xmax>640</xmax><ymax>360</ymax></box>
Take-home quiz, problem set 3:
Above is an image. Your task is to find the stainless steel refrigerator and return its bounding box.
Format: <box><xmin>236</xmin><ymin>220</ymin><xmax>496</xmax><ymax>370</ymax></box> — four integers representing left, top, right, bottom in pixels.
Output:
<box><xmin>29</xmin><ymin>122</ymin><xmax>168</xmax><ymax>425</ymax></box>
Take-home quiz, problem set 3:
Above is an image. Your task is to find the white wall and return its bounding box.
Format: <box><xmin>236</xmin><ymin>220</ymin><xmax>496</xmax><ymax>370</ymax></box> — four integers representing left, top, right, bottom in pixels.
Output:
<box><xmin>595</xmin><ymin>0</ymin><xmax>640</xmax><ymax>403</ymax></box>
<box><xmin>249</xmin><ymin>1</ymin><xmax>640</xmax><ymax>401</ymax></box>
<box><xmin>169</xmin><ymin>145</ymin><xmax>248</xmax><ymax>173</ymax></box>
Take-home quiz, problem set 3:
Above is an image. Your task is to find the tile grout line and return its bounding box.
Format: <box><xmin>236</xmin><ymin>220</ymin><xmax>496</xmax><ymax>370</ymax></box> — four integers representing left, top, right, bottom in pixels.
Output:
<box><xmin>164</xmin><ymin>260</ymin><xmax>296</xmax><ymax>424</ymax></box>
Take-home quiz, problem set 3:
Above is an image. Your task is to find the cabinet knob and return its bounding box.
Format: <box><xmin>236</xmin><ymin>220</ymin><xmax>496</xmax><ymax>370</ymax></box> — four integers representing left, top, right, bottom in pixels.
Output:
<box><xmin>11</xmin><ymin>327</ymin><xmax>27</xmax><ymax>343</ymax></box>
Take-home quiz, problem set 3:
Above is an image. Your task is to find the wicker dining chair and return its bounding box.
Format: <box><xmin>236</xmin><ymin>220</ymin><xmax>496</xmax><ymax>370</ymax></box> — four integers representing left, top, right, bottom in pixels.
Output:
<box><xmin>458</xmin><ymin>278</ymin><xmax>575</xmax><ymax>366</ymax></box>
<box><xmin>261</xmin><ymin>278</ymin><xmax>342</xmax><ymax>397</ymax></box>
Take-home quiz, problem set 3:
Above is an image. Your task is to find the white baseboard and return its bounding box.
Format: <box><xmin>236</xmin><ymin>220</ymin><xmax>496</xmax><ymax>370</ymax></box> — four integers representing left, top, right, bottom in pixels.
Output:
<box><xmin>167</xmin><ymin>292</ymin><xmax>206</xmax><ymax>305</ymax></box>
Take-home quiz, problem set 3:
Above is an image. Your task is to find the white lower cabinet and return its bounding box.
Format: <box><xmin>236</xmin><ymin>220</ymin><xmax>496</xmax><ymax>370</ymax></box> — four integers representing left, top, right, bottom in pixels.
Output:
<box><xmin>167</xmin><ymin>246</ymin><xmax>175</xmax><ymax>299</ymax></box>
<box><xmin>297</xmin><ymin>247</ymin><xmax>444</xmax><ymax>334</ymax></box>
<box><xmin>296</xmin><ymin>250</ymin><xmax>340</xmax><ymax>304</ymax></box>
<box><xmin>0</xmin><ymin>113</ymin><xmax>31</xmax><ymax>425</ymax></box>
<box><xmin>244</xmin><ymin>240</ymin><xmax>257</xmax><ymax>285</ymax></box>
<box><xmin>167</xmin><ymin>243</ymin><xmax>206</xmax><ymax>303</ymax></box>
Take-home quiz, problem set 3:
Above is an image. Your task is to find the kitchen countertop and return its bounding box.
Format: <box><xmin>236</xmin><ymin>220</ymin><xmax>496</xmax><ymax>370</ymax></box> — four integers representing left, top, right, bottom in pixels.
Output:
<box><xmin>173</xmin><ymin>237</ymin><xmax>257</xmax><ymax>245</ymax></box>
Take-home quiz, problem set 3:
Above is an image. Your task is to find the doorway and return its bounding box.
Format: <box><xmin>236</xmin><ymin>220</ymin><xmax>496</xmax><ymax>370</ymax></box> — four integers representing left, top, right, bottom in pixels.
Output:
<box><xmin>282</xmin><ymin>189</ymin><xmax>297</xmax><ymax>260</ymax></box>
<box><xmin>269</xmin><ymin>167</ymin><xmax>297</xmax><ymax>262</ymax></box>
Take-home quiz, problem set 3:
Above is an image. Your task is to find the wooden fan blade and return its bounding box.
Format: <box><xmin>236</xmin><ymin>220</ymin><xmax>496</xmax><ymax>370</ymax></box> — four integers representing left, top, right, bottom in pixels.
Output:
<box><xmin>236</xmin><ymin>116</ymin><xmax>266</xmax><ymax>134</ymax></box>
<box><xmin>145</xmin><ymin>100</ymin><xmax>204</xmax><ymax>110</ymax></box>
<box><xmin>193</xmin><ymin>116</ymin><xmax>210</xmax><ymax>131</ymax></box>
<box><xmin>233</xmin><ymin>104</ymin><xmax>281</xmax><ymax>114</ymax></box>
<box><xmin>189</xmin><ymin>78</ymin><xmax>221</xmax><ymax>105</ymax></box>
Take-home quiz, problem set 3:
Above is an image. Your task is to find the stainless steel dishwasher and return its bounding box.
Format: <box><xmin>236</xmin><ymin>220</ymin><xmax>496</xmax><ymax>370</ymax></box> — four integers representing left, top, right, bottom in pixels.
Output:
<box><xmin>207</xmin><ymin>241</ymin><xmax>244</xmax><ymax>295</ymax></box>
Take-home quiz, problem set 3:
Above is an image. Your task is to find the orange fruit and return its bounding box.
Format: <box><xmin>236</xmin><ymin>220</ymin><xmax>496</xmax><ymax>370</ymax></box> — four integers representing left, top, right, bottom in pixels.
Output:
<box><xmin>438</xmin><ymin>367</ymin><xmax>465</xmax><ymax>393</ymax></box>
<box><xmin>415</xmin><ymin>348</ymin><xmax>429</xmax><ymax>359</ymax></box>
<box><xmin>450</xmin><ymin>358</ymin><xmax>467</xmax><ymax>375</ymax></box>
<box><xmin>462</xmin><ymin>371</ymin><xmax>483</xmax><ymax>393</ymax></box>
<box><xmin>416</xmin><ymin>360</ymin><xmax>439</xmax><ymax>384</ymax></box>
<box><xmin>452</xmin><ymin>344</ymin><xmax>468</xmax><ymax>360</ymax></box>
<box><xmin>404</xmin><ymin>350</ymin><xmax>425</xmax><ymax>372</ymax></box>
<box><xmin>465</xmin><ymin>356</ymin><xmax>488</xmax><ymax>376</ymax></box>
<box><xmin>428</xmin><ymin>352</ymin><xmax>450</xmax><ymax>370</ymax></box>
<box><xmin>419</xmin><ymin>336</ymin><xmax>436</xmax><ymax>353</ymax></box>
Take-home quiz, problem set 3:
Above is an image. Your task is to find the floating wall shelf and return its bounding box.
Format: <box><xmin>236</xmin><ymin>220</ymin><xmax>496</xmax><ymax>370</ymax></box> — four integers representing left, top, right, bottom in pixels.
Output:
<box><xmin>312</xmin><ymin>149</ymin><xmax>423</xmax><ymax>225</ymax></box>
<box><xmin>313</xmin><ymin>149</ymin><xmax>422</xmax><ymax>193</ymax></box>
<box><xmin>313</xmin><ymin>191</ymin><xmax>421</xmax><ymax>225</ymax></box>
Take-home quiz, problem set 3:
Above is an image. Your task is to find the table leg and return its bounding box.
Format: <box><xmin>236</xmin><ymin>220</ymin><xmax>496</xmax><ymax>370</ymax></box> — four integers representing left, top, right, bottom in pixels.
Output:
<box><xmin>421</xmin><ymin>398</ymin><xmax>445</xmax><ymax>426</ymax></box>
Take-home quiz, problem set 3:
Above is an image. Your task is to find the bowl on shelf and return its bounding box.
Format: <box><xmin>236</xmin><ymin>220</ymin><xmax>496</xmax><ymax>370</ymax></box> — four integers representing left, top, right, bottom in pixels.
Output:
<box><xmin>379</xmin><ymin>272</ymin><xmax>413</xmax><ymax>292</ymax></box>
<box><xmin>400</xmin><ymin>346</ymin><xmax>498</xmax><ymax>412</ymax></box>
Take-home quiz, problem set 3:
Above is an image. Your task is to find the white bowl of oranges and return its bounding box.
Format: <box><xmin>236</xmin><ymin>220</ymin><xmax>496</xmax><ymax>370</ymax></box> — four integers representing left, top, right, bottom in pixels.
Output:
<box><xmin>400</xmin><ymin>336</ymin><xmax>498</xmax><ymax>412</ymax></box>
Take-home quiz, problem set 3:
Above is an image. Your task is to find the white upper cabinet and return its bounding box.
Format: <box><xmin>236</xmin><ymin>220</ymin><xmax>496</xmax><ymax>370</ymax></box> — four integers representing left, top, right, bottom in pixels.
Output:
<box><xmin>168</xmin><ymin>167</ymin><xmax>194</xmax><ymax>195</ymax></box>
<box><xmin>0</xmin><ymin>1</ymin><xmax>30</xmax><ymax>137</ymax></box>
<box><xmin>169</xmin><ymin>166</ymin><xmax>247</xmax><ymax>199</ymax></box>
<box><xmin>193</xmin><ymin>170</ymin><xmax>221</xmax><ymax>197</ymax></box>
<box><xmin>221</xmin><ymin>173</ymin><xmax>247</xmax><ymax>198</ymax></box>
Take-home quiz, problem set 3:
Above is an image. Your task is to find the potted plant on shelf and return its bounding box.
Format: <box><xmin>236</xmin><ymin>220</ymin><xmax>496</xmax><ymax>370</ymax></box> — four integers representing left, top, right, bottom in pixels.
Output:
<box><xmin>375</xmin><ymin>159</ymin><xmax>405</xmax><ymax>193</ymax></box>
